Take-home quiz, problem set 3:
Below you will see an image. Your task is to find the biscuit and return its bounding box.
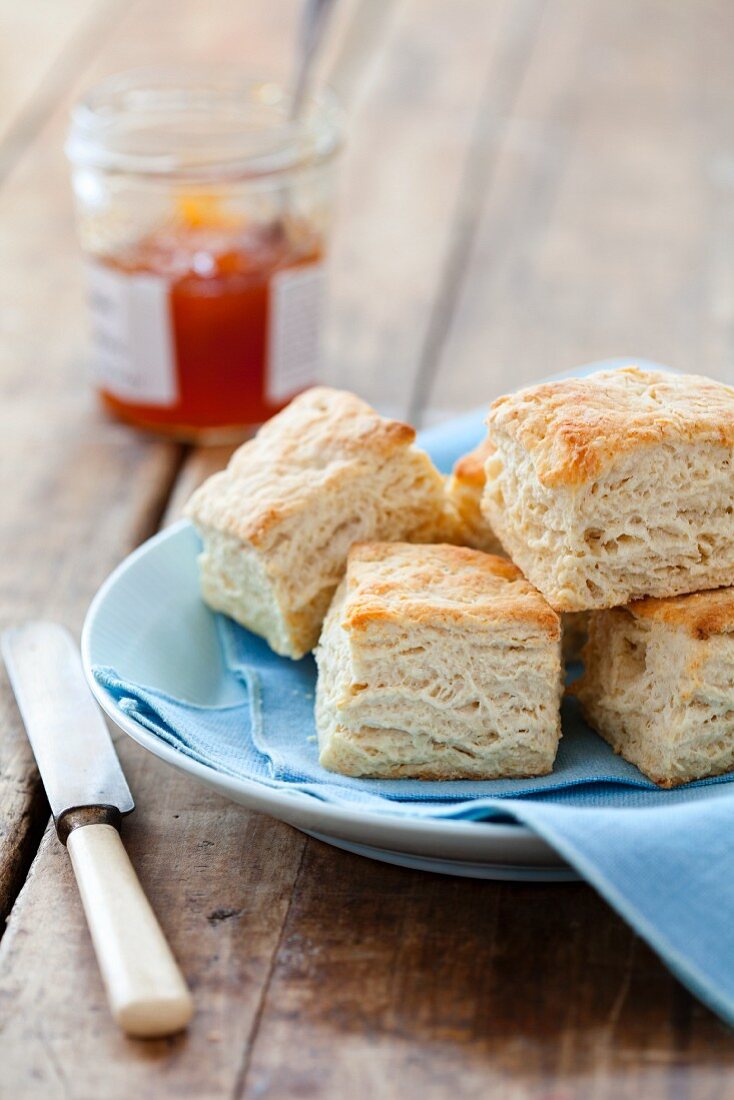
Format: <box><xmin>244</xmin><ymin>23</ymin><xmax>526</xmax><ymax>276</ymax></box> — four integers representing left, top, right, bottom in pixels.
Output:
<box><xmin>445</xmin><ymin>437</ymin><xmax>504</xmax><ymax>554</ymax></box>
<box><xmin>315</xmin><ymin>542</ymin><xmax>563</xmax><ymax>779</ymax></box>
<box><xmin>448</xmin><ymin>437</ymin><xmax>588</xmax><ymax>659</ymax></box>
<box><xmin>186</xmin><ymin>388</ymin><xmax>447</xmax><ymax>659</ymax></box>
<box><xmin>575</xmin><ymin>588</ymin><xmax>734</xmax><ymax>786</ymax></box>
<box><xmin>482</xmin><ymin>366</ymin><xmax>734</xmax><ymax>611</ymax></box>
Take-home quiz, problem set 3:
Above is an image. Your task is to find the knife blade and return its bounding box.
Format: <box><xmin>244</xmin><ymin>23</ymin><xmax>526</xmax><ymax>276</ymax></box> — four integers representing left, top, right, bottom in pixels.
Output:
<box><xmin>2</xmin><ymin>621</ymin><xmax>193</xmax><ymax>1038</ymax></box>
<box><xmin>2</xmin><ymin>621</ymin><xmax>134</xmax><ymax>832</ymax></box>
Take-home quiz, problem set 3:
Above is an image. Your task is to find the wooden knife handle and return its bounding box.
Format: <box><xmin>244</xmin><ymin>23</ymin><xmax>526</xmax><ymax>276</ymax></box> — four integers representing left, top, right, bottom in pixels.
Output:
<box><xmin>66</xmin><ymin>822</ymin><xmax>193</xmax><ymax>1038</ymax></box>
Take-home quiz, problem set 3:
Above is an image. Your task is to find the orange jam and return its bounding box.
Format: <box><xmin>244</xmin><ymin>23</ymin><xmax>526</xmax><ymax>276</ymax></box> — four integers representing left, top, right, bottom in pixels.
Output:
<box><xmin>91</xmin><ymin>195</ymin><xmax>324</xmax><ymax>441</ymax></box>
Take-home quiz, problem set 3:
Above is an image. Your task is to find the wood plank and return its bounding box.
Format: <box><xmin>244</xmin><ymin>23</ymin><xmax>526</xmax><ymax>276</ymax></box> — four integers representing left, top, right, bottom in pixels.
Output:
<box><xmin>0</xmin><ymin>432</ymin><xmax>307</xmax><ymax>1098</ymax></box>
<box><xmin>163</xmin><ymin>446</ymin><xmax>236</xmax><ymax>527</ymax></box>
<box><xmin>0</xmin><ymin>692</ymin><xmax>47</xmax><ymax>936</ymax></box>
<box><xmin>161</xmin><ymin>4</ymin><xmax>734</xmax><ymax>1097</ymax></box>
<box><xmin>0</xmin><ymin>266</ymin><xmax>182</xmax><ymax>932</ymax></box>
<box><xmin>423</xmin><ymin>0</ymin><xmax>734</xmax><ymax>421</ymax></box>
<box><xmin>267</xmin><ymin>0</ymin><xmax>734</xmax><ymax>1092</ymax></box>
<box><xmin>323</xmin><ymin>0</ymin><xmax>544</xmax><ymax>417</ymax></box>
<box><xmin>0</xmin><ymin>0</ymin><xmax>544</xmax><ymax>1089</ymax></box>
<box><xmin>0</xmin><ymin>434</ymin><xmax>182</xmax><ymax>936</ymax></box>
<box><xmin>0</xmin><ymin>764</ymin><xmax>307</xmax><ymax>1098</ymax></box>
<box><xmin>0</xmin><ymin>0</ymin><xmax>369</xmax><ymax>1094</ymax></box>
<box><xmin>0</xmin><ymin>15</ymin><xmax>188</xmax><ymax>901</ymax></box>
<box><xmin>0</xmin><ymin>0</ymin><xmax>119</xmax><ymax>886</ymax></box>
<box><xmin>0</xmin><ymin>0</ymin><xmax>309</xmax><ymax>934</ymax></box>
<box><xmin>226</xmin><ymin>1</ymin><xmax>734</xmax><ymax>1095</ymax></box>
<box><xmin>6</xmin><ymin>2</ymin><xmax>733</xmax><ymax>1097</ymax></box>
<box><xmin>238</xmin><ymin>842</ymin><xmax>734</xmax><ymax>1099</ymax></box>
<box><xmin>0</xmin><ymin>0</ymin><xmax>119</xmax><ymax>177</ymax></box>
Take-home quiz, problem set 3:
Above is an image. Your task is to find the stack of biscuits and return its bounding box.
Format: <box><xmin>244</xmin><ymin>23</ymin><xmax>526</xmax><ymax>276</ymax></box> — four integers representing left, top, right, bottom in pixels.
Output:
<box><xmin>186</xmin><ymin>366</ymin><xmax>734</xmax><ymax>788</ymax></box>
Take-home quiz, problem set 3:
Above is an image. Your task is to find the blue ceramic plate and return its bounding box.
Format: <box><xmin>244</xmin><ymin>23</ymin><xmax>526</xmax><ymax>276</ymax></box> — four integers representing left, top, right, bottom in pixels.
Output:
<box><xmin>82</xmin><ymin>359</ymin><xmax>667</xmax><ymax>880</ymax></box>
<box><xmin>82</xmin><ymin>520</ymin><xmax>576</xmax><ymax>880</ymax></box>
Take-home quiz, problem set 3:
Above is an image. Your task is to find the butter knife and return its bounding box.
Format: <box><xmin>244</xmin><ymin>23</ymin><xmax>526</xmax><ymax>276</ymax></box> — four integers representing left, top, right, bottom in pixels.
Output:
<box><xmin>2</xmin><ymin>621</ymin><xmax>193</xmax><ymax>1038</ymax></box>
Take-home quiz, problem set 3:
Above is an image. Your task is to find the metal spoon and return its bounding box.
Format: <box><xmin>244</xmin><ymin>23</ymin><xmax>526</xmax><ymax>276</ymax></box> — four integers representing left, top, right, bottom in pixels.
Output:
<box><xmin>289</xmin><ymin>0</ymin><xmax>339</xmax><ymax>122</ymax></box>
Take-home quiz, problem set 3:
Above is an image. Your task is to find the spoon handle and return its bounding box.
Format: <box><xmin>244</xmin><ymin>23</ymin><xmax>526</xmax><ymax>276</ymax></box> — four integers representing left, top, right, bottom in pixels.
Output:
<box><xmin>290</xmin><ymin>0</ymin><xmax>339</xmax><ymax>120</ymax></box>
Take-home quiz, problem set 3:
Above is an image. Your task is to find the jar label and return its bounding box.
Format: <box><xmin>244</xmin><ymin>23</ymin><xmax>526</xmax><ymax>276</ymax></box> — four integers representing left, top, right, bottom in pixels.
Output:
<box><xmin>267</xmin><ymin>262</ymin><xmax>325</xmax><ymax>403</ymax></box>
<box><xmin>85</xmin><ymin>261</ymin><xmax>178</xmax><ymax>406</ymax></box>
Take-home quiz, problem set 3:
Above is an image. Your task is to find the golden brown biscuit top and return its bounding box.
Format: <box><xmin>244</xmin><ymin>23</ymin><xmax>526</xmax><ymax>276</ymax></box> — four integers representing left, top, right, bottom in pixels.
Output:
<box><xmin>486</xmin><ymin>367</ymin><xmax>734</xmax><ymax>487</ymax></box>
<box><xmin>342</xmin><ymin>542</ymin><xmax>560</xmax><ymax>638</ymax></box>
<box><xmin>450</xmin><ymin>436</ymin><xmax>493</xmax><ymax>490</ymax></box>
<box><xmin>628</xmin><ymin>587</ymin><xmax>734</xmax><ymax>638</ymax></box>
<box><xmin>229</xmin><ymin>386</ymin><xmax>415</xmax><ymax>474</ymax></box>
<box><xmin>186</xmin><ymin>387</ymin><xmax>420</xmax><ymax>543</ymax></box>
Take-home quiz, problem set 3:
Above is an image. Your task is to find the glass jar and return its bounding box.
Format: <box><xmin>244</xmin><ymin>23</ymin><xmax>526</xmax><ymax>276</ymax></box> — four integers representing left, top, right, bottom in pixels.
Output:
<box><xmin>66</xmin><ymin>68</ymin><xmax>343</xmax><ymax>441</ymax></box>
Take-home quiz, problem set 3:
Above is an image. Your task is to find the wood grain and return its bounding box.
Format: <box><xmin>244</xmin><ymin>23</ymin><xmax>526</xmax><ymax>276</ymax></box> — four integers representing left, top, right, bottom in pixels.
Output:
<box><xmin>0</xmin><ymin>689</ymin><xmax>47</xmax><ymax>935</ymax></box>
<box><xmin>0</xmin><ymin>0</ymin><xmax>121</xmax><ymax>176</ymax></box>
<box><xmin>324</xmin><ymin>0</ymin><xmax>543</xmax><ymax>417</ymax></box>
<box><xmin>238</xmin><ymin>842</ymin><xmax>734</xmax><ymax>1099</ymax></box>
<box><xmin>0</xmin><ymin>242</ymin><xmax>183</xmax><ymax>919</ymax></box>
<box><xmin>423</xmin><ymin>0</ymin><xmax>734</xmax><ymax>420</ymax></box>
<box><xmin>0</xmin><ymin>761</ymin><xmax>307</xmax><ymax>1097</ymax></box>
<box><xmin>0</xmin><ymin>0</ymin><xmax>305</xmax><ymax>932</ymax></box>
<box><xmin>3</xmin><ymin>0</ymin><xmax>734</xmax><ymax>1097</ymax></box>
<box><xmin>0</xmin><ymin>0</ymin><xmax>526</xmax><ymax>1085</ymax></box>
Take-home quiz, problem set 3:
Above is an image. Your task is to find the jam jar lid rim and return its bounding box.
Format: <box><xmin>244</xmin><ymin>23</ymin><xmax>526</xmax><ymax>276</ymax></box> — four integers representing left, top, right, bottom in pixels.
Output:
<box><xmin>66</xmin><ymin>67</ymin><xmax>344</xmax><ymax>179</ymax></box>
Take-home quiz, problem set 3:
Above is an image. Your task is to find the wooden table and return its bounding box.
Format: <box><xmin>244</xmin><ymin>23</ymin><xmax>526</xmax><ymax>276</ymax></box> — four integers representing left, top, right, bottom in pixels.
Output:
<box><xmin>2</xmin><ymin>1</ymin><xmax>734</xmax><ymax>1095</ymax></box>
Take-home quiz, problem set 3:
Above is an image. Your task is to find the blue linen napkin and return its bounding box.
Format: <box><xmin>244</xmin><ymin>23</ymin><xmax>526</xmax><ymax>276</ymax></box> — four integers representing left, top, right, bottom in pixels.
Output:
<box><xmin>93</xmin><ymin>359</ymin><xmax>734</xmax><ymax>1027</ymax></box>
